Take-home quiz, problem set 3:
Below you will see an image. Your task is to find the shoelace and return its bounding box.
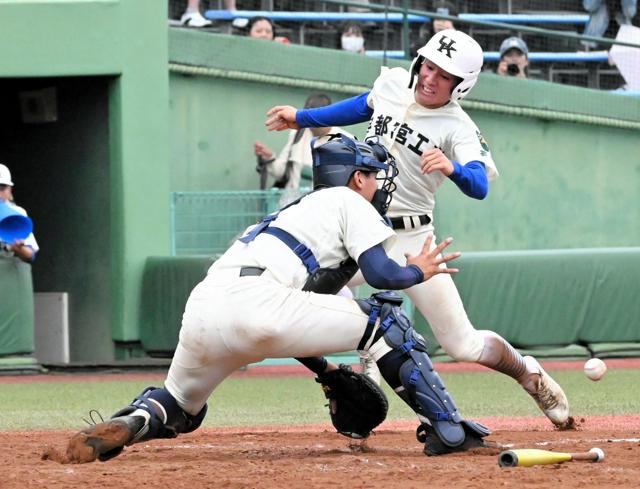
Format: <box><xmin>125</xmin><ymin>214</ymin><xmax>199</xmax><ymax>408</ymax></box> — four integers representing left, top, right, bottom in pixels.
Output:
<box><xmin>532</xmin><ymin>375</ymin><xmax>559</xmax><ymax>410</ymax></box>
<box><xmin>81</xmin><ymin>409</ymin><xmax>105</xmax><ymax>426</ymax></box>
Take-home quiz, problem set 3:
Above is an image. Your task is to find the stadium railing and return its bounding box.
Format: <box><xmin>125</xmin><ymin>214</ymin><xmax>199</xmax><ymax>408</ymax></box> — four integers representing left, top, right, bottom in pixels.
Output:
<box><xmin>365</xmin><ymin>50</ymin><xmax>610</xmax><ymax>62</ymax></box>
<box><xmin>204</xmin><ymin>10</ymin><xmax>589</xmax><ymax>25</ymax></box>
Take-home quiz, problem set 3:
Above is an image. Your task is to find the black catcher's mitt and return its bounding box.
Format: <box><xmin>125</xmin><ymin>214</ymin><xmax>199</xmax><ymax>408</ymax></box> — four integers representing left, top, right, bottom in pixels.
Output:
<box><xmin>316</xmin><ymin>364</ymin><xmax>388</xmax><ymax>439</ymax></box>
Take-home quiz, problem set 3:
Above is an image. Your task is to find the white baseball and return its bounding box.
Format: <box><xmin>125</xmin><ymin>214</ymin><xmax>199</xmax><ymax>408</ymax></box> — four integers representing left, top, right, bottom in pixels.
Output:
<box><xmin>584</xmin><ymin>358</ymin><xmax>607</xmax><ymax>381</ymax></box>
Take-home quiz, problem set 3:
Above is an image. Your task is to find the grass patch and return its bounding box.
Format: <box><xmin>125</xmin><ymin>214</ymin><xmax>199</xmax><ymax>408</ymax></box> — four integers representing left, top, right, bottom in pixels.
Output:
<box><xmin>0</xmin><ymin>369</ymin><xmax>637</xmax><ymax>431</ymax></box>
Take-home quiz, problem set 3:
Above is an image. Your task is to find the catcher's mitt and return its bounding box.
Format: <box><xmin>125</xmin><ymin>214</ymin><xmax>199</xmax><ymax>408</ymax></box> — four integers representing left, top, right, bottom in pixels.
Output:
<box><xmin>316</xmin><ymin>364</ymin><xmax>388</xmax><ymax>439</ymax></box>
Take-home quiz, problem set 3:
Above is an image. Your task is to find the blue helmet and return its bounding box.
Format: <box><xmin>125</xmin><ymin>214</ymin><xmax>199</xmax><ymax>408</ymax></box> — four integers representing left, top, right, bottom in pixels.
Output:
<box><xmin>311</xmin><ymin>133</ymin><xmax>398</xmax><ymax>215</ymax></box>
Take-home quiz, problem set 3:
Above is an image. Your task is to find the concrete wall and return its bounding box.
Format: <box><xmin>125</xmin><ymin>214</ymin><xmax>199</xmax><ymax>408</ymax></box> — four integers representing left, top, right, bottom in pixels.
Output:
<box><xmin>0</xmin><ymin>0</ymin><xmax>169</xmax><ymax>360</ymax></box>
<box><xmin>169</xmin><ymin>29</ymin><xmax>640</xmax><ymax>252</ymax></box>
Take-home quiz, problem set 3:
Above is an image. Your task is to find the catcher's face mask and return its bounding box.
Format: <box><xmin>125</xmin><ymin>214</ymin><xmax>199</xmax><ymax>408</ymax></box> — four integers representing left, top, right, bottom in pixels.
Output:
<box><xmin>365</xmin><ymin>137</ymin><xmax>398</xmax><ymax>216</ymax></box>
<box><xmin>312</xmin><ymin>134</ymin><xmax>397</xmax><ymax>216</ymax></box>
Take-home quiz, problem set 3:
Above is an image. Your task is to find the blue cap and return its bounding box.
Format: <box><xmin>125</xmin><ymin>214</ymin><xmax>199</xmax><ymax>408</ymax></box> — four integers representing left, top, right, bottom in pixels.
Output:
<box><xmin>499</xmin><ymin>37</ymin><xmax>529</xmax><ymax>57</ymax></box>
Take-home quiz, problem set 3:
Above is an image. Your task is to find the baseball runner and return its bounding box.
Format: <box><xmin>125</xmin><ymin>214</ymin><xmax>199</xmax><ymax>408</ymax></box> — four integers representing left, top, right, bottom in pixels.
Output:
<box><xmin>60</xmin><ymin>135</ymin><xmax>491</xmax><ymax>463</ymax></box>
<box><xmin>265</xmin><ymin>30</ymin><xmax>570</xmax><ymax>428</ymax></box>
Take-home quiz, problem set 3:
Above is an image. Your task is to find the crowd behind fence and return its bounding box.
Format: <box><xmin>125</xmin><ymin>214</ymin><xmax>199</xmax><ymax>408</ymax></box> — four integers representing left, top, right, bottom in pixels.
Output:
<box><xmin>169</xmin><ymin>0</ymin><xmax>640</xmax><ymax>91</ymax></box>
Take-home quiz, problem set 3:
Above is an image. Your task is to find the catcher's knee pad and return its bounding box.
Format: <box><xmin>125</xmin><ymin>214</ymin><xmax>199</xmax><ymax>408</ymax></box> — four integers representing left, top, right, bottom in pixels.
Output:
<box><xmin>112</xmin><ymin>386</ymin><xmax>207</xmax><ymax>444</ymax></box>
<box><xmin>357</xmin><ymin>291</ymin><xmax>478</xmax><ymax>448</ymax></box>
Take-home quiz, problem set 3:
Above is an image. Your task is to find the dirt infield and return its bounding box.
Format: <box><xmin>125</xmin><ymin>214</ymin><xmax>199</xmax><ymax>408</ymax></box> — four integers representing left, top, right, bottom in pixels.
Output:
<box><xmin>4</xmin><ymin>416</ymin><xmax>638</xmax><ymax>489</ymax></box>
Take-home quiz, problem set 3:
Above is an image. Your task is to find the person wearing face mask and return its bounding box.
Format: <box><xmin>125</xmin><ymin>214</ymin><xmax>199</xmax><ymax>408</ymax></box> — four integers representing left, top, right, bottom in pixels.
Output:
<box><xmin>265</xmin><ymin>29</ymin><xmax>572</xmax><ymax>433</ymax></box>
<box><xmin>341</xmin><ymin>22</ymin><xmax>366</xmax><ymax>54</ymax></box>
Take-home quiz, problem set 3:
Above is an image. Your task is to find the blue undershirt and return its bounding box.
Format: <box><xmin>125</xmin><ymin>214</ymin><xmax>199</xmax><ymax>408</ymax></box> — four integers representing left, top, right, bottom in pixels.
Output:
<box><xmin>358</xmin><ymin>244</ymin><xmax>424</xmax><ymax>290</ymax></box>
<box><xmin>296</xmin><ymin>92</ymin><xmax>488</xmax><ymax>200</ymax></box>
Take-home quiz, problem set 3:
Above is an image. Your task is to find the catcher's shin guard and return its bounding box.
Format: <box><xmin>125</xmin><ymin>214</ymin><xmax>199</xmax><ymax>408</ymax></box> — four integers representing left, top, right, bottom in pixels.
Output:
<box><xmin>112</xmin><ymin>387</ymin><xmax>207</xmax><ymax>443</ymax></box>
<box><xmin>357</xmin><ymin>292</ymin><xmax>490</xmax><ymax>450</ymax></box>
<box><xmin>66</xmin><ymin>387</ymin><xmax>207</xmax><ymax>463</ymax></box>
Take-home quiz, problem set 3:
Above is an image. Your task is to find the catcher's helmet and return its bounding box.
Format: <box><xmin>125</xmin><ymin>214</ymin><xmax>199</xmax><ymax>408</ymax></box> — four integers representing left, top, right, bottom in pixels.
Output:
<box><xmin>312</xmin><ymin>133</ymin><xmax>397</xmax><ymax>215</ymax></box>
<box><xmin>408</xmin><ymin>29</ymin><xmax>483</xmax><ymax>102</ymax></box>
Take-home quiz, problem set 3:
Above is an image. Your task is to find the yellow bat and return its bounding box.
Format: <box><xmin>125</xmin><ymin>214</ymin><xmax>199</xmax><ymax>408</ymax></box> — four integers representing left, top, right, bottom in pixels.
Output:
<box><xmin>498</xmin><ymin>448</ymin><xmax>605</xmax><ymax>467</ymax></box>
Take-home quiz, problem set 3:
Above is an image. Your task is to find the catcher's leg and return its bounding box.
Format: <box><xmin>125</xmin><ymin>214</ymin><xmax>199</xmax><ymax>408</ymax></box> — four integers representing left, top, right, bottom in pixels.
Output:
<box><xmin>70</xmin><ymin>387</ymin><xmax>207</xmax><ymax>463</ymax></box>
<box><xmin>357</xmin><ymin>291</ymin><xmax>491</xmax><ymax>455</ymax></box>
<box><xmin>405</xmin><ymin>271</ymin><xmax>570</xmax><ymax>427</ymax></box>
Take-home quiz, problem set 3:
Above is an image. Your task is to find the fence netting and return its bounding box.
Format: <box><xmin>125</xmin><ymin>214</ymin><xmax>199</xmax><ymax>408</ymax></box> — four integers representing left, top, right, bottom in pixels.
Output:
<box><xmin>169</xmin><ymin>0</ymin><xmax>639</xmax><ymax>91</ymax></box>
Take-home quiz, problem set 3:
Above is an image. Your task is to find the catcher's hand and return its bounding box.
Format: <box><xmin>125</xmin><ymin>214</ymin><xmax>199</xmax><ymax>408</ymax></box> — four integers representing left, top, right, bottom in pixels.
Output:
<box><xmin>316</xmin><ymin>364</ymin><xmax>388</xmax><ymax>439</ymax></box>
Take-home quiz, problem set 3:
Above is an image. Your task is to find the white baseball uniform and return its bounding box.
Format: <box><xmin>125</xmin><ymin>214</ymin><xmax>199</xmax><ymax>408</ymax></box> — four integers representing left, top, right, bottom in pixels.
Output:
<box><xmin>165</xmin><ymin>186</ymin><xmax>396</xmax><ymax>414</ymax></box>
<box><xmin>351</xmin><ymin>67</ymin><xmax>499</xmax><ymax>362</ymax></box>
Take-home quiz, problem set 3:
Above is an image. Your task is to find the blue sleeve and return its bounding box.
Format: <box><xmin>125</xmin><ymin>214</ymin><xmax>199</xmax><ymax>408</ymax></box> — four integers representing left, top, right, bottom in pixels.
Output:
<box><xmin>295</xmin><ymin>92</ymin><xmax>374</xmax><ymax>128</ymax></box>
<box><xmin>357</xmin><ymin>244</ymin><xmax>424</xmax><ymax>290</ymax></box>
<box><xmin>448</xmin><ymin>161</ymin><xmax>488</xmax><ymax>200</ymax></box>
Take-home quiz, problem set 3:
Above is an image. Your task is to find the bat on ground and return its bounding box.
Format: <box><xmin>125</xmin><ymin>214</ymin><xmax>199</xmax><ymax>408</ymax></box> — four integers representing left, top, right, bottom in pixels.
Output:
<box><xmin>498</xmin><ymin>447</ymin><xmax>605</xmax><ymax>467</ymax></box>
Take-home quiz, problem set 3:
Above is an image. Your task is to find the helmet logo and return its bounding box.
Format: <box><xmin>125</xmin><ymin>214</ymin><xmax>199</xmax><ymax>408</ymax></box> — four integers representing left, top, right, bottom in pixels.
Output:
<box><xmin>437</xmin><ymin>35</ymin><xmax>457</xmax><ymax>58</ymax></box>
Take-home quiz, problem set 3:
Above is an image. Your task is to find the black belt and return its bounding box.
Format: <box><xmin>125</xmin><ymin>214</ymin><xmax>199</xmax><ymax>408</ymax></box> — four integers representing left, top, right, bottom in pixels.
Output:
<box><xmin>239</xmin><ymin>266</ymin><xmax>265</xmax><ymax>277</ymax></box>
<box><xmin>389</xmin><ymin>214</ymin><xmax>431</xmax><ymax>230</ymax></box>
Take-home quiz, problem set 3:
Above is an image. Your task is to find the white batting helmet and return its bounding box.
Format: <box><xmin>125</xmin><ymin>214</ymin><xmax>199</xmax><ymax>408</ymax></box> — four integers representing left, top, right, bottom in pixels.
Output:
<box><xmin>409</xmin><ymin>29</ymin><xmax>484</xmax><ymax>101</ymax></box>
<box><xmin>0</xmin><ymin>164</ymin><xmax>13</xmax><ymax>186</ymax></box>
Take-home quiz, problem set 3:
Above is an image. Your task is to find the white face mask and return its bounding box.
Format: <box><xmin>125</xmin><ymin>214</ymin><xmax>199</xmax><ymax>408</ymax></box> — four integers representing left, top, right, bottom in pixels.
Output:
<box><xmin>341</xmin><ymin>36</ymin><xmax>364</xmax><ymax>53</ymax></box>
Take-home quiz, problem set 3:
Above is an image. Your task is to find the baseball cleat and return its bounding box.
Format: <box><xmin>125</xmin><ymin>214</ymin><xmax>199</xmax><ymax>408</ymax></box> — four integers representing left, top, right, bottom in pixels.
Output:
<box><xmin>523</xmin><ymin>356</ymin><xmax>570</xmax><ymax>427</ymax></box>
<box><xmin>67</xmin><ymin>415</ymin><xmax>145</xmax><ymax>463</ymax></box>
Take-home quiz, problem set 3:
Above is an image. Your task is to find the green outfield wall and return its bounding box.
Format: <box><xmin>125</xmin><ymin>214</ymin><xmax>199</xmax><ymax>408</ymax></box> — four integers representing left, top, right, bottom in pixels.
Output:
<box><xmin>1</xmin><ymin>7</ymin><xmax>638</xmax><ymax>362</ymax></box>
<box><xmin>169</xmin><ymin>29</ymin><xmax>640</xmax><ymax>252</ymax></box>
<box><xmin>0</xmin><ymin>0</ymin><xmax>169</xmax><ymax>361</ymax></box>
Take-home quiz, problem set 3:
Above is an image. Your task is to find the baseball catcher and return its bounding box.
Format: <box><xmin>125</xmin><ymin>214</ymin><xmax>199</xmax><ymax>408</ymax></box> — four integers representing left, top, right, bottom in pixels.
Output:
<box><xmin>51</xmin><ymin>134</ymin><xmax>489</xmax><ymax>464</ymax></box>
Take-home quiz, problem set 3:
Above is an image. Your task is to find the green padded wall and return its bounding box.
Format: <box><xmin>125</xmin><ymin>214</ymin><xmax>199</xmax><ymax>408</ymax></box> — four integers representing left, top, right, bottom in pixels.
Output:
<box><xmin>0</xmin><ymin>259</ymin><xmax>34</xmax><ymax>355</ymax></box>
<box><xmin>139</xmin><ymin>249</ymin><xmax>640</xmax><ymax>354</ymax></box>
<box><xmin>139</xmin><ymin>256</ymin><xmax>214</xmax><ymax>354</ymax></box>
<box><xmin>450</xmin><ymin>248</ymin><xmax>640</xmax><ymax>347</ymax></box>
<box><xmin>0</xmin><ymin>0</ymin><xmax>170</xmax><ymax>360</ymax></box>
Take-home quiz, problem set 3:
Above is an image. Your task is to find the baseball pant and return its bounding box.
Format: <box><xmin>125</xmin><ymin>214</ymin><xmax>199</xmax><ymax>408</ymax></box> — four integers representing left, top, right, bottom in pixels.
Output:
<box><xmin>165</xmin><ymin>267</ymin><xmax>369</xmax><ymax>415</ymax></box>
<box><xmin>349</xmin><ymin>225</ymin><xmax>485</xmax><ymax>363</ymax></box>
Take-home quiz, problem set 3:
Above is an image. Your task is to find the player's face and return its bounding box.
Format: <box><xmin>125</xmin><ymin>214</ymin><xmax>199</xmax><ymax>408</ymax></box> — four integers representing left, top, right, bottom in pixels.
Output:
<box><xmin>414</xmin><ymin>59</ymin><xmax>457</xmax><ymax>109</ymax></box>
<box><xmin>0</xmin><ymin>185</ymin><xmax>13</xmax><ymax>202</ymax></box>
<box><xmin>358</xmin><ymin>171</ymin><xmax>380</xmax><ymax>202</ymax></box>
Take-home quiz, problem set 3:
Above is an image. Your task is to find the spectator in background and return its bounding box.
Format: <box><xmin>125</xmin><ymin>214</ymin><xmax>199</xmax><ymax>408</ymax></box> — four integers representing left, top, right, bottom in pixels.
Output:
<box><xmin>411</xmin><ymin>1</ymin><xmax>458</xmax><ymax>57</ymax></box>
<box><xmin>341</xmin><ymin>22</ymin><xmax>366</xmax><ymax>54</ymax></box>
<box><xmin>581</xmin><ymin>0</ymin><xmax>637</xmax><ymax>49</ymax></box>
<box><xmin>248</xmin><ymin>16</ymin><xmax>274</xmax><ymax>40</ymax></box>
<box><xmin>0</xmin><ymin>164</ymin><xmax>38</xmax><ymax>264</ymax></box>
<box><xmin>253</xmin><ymin>93</ymin><xmax>354</xmax><ymax>196</ymax></box>
<box><xmin>497</xmin><ymin>36</ymin><xmax>529</xmax><ymax>79</ymax></box>
<box><xmin>346</xmin><ymin>0</ymin><xmax>371</xmax><ymax>13</ymax></box>
<box><xmin>432</xmin><ymin>0</ymin><xmax>458</xmax><ymax>33</ymax></box>
<box><xmin>245</xmin><ymin>16</ymin><xmax>290</xmax><ymax>44</ymax></box>
<box><xmin>179</xmin><ymin>0</ymin><xmax>212</xmax><ymax>28</ymax></box>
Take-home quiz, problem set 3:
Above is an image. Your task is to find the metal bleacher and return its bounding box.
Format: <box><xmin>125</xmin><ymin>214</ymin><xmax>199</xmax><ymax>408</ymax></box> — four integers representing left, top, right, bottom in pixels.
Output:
<box><xmin>196</xmin><ymin>1</ymin><xmax>634</xmax><ymax>90</ymax></box>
